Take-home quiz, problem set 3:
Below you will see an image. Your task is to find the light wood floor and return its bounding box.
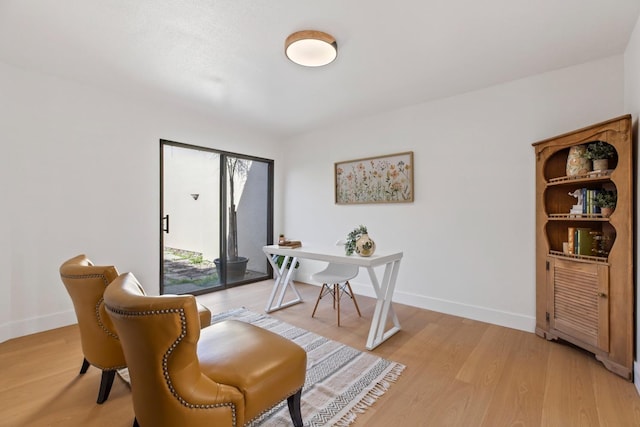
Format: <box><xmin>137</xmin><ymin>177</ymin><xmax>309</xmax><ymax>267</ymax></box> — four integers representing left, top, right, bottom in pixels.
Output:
<box><xmin>2</xmin><ymin>281</ymin><xmax>640</xmax><ymax>426</ymax></box>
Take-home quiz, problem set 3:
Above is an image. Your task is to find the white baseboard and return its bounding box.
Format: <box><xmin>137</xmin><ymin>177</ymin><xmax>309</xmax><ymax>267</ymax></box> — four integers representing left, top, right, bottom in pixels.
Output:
<box><xmin>299</xmin><ymin>275</ymin><xmax>536</xmax><ymax>333</ymax></box>
<box><xmin>1</xmin><ymin>309</ymin><xmax>76</xmax><ymax>342</ymax></box>
<box><xmin>634</xmin><ymin>361</ymin><xmax>640</xmax><ymax>395</ymax></box>
<box><xmin>354</xmin><ymin>283</ymin><xmax>535</xmax><ymax>332</ymax></box>
<box><xmin>0</xmin><ymin>323</ymin><xmax>10</xmax><ymax>343</ymax></box>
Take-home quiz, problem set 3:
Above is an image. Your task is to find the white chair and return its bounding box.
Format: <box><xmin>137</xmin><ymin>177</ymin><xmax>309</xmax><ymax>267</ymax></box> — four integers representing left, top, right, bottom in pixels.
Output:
<box><xmin>311</xmin><ymin>263</ymin><xmax>361</xmax><ymax>326</ymax></box>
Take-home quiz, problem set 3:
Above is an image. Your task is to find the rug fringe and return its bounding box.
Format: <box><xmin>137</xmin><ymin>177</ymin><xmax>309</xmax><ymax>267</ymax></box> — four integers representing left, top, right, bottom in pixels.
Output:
<box><xmin>332</xmin><ymin>363</ymin><xmax>406</xmax><ymax>426</ymax></box>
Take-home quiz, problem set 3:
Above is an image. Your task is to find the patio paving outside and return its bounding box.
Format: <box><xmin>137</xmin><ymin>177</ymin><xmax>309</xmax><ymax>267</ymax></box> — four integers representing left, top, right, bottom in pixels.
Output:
<box><xmin>162</xmin><ymin>248</ymin><xmax>266</xmax><ymax>295</ymax></box>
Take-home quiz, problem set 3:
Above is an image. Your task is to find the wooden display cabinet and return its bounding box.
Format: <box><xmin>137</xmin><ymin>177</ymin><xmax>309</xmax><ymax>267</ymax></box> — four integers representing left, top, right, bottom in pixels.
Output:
<box><xmin>532</xmin><ymin>115</ymin><xmax>634</xmax><ymax>380</ymax></box>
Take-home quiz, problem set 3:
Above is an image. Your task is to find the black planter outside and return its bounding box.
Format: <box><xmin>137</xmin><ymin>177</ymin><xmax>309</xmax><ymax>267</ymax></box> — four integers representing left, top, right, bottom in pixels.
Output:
<box><xmin>213</xmin><ymin>256</ymin><xmax>249</xmax><ymax>282</ymax></box>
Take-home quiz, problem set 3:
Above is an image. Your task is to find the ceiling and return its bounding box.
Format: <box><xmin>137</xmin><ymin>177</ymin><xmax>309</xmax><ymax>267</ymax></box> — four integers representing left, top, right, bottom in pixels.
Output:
<box><xmin>1</xmin><ymin>1</ymin><xmax>639</xmax><ymax>138</ymax></box>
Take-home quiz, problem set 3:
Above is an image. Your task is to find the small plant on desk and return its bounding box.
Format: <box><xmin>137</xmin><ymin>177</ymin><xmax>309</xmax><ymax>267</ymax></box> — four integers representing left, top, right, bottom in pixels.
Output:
<box><xmin>345</xmin><ymin>225</ymin><xmax>368</xmax><ymax>256</ymax></box>
<box><xmin>274</xmin><ymin>255</ymin><xmax>300</xmax><ymax>270</ymax></box>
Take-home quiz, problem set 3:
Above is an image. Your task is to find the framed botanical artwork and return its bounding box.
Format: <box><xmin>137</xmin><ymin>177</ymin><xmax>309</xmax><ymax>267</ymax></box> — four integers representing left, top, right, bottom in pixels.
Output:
<box><xmin>335</xmin><ymin>151</ymin><xmax>414</xmax><ymax>204</ymax></box>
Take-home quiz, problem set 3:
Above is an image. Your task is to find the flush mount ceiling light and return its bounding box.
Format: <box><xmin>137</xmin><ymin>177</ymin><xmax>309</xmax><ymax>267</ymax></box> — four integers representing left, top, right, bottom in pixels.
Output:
<box><xmin>285</xmin><ymin>30</ymin><xmax>337</xmax><ymax>67</ymax></box>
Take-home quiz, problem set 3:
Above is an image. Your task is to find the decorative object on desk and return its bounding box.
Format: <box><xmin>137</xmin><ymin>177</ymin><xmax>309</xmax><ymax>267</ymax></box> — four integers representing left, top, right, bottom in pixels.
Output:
<box><xmin>214</xmin><ymin>157</ymin><xmax>250</xmax><ymax>281</ymax></box>
<box><xmin>278</xmin><ymin>234</ymin><xmax>286</xmax><ymax>244</ymax></box>
<box><xmin>594</xmin><ymin>189</ymin><xmax>616</xmax><ymax>218</ymax></box>
<box><xmin>279</xmin><ymin>240</ymin><xmax>302</xmax><ymax>248</ymax></box>
<box><xmin>211</xmin><ymin>308</ymin><xmax>405</xmax><ymax>427</ymax></box>
<box><xmin>565</xmin><ymin>144</ymin><xmax>590</xmax><ymax>176</ymax></box>
<box><xmin>345</xmin><ymin>224</ymin><xmax>368</xmax><ymax>255</ymax></box>
<box><xmin>335</xmin><ymin>151</ymin><xmax>413</xmax><ymax>204</ymax></box>
<box><xmin>356</xmin><ymin>232</ymin><xmax>376</xmax><ymax>257</ymax></box>
<box><xmin>584</xmin><ymin>140</ymin><xmax>616</xmax><ymax>171</ymax></box>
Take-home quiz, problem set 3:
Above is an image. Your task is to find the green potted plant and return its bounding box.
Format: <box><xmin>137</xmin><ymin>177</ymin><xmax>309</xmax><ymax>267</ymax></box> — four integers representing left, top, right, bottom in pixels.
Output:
<box><xmin>584</xmin><ymin>141</ymin><xmax>615</xmax><ymax>171</ymax></box>
<box><xmin>344</xmin><ymin>225</ymin><xmax>375</xmax><ymax>256</ymax></box>
<box><xmin>274</xmin><ymin>255</ymin><xmax>299</xmax><ymax>270</ymax></box>
<box><xmin>594</xmin><ymin>190</ymin><xmax>616</xmax><ymax>218</ymax></box>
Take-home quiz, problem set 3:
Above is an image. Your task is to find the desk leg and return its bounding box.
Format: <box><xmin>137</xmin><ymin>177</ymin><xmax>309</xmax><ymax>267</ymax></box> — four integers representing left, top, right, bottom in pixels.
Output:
<box><xmin>365</xmin><ymin>259</ymin><xmax>402</xmax><ymax>350</ymax></box>
<box><xmin>265</xmin><ymin>255</ymin><xmax>303</xmax><ymax>313</ymax></box>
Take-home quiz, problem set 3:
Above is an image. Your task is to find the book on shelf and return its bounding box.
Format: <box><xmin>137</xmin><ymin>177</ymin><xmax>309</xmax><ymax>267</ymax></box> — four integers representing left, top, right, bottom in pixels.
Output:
<box><xmin>575</xmin><ymin>228</ymin><xmax>593</xmax><ymax>256</ymax></box>
<box><xmin>587</xmin><ymin>189</ymin><xmax>601</xmax><ymax>214</ymax></box>
<box><xmin>568</xmin><ymin>187</ymin><xmax>602</xmax><ymax>215</ymax></box>
<box><xmin>278</xmin><ymin>240</ymin><xmax>302</xmax><ymax>248</ymax></box>
<box><xmin>564</xmin><ymin>227</ymin><xmax>604</xmax><ymax>257</ymax></box>
<box><xmin>567</xmin><ymin>227</ymin><xmax>575</xmax><ymax>254</ymax></box>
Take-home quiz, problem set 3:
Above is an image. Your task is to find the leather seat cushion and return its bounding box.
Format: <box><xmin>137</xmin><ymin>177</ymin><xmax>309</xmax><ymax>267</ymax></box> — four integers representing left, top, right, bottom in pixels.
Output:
<box><xmin>197</xmin><ymin>303</ymin><xmax>212</xmax><ymax>328</ymax></box>
<box><xmin>197</xmin><ymin>320</ymin><xmax>306</xmax><ymax>422</ymax></box>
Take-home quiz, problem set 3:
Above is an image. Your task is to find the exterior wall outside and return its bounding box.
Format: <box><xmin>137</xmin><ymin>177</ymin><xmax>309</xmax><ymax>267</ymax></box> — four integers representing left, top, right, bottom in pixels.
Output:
<box><xmin>162</xmin><ymin>145</ymin><xmax>221</xmax><ymax>261</ymax></box>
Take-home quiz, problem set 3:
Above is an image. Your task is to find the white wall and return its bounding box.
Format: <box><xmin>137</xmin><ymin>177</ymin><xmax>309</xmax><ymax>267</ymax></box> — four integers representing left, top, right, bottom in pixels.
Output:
<box><xmin>1</xmin><ymin>62</ymin><xmax>283</xmax><ymax>341</ymax></box>
<box><xmin>1</xmin><ymin>52</ymin><xmax>630</xmax><ymax>343</ymax></box>
<box><xmin>282</xmin><ymin>56</ymin><xmax>624</xmax><ymax>332</ymax></box>
<box><xmin>623</xmin><ymin>12</ymin><xmax>640</xmax><ymax>389</ymax></box>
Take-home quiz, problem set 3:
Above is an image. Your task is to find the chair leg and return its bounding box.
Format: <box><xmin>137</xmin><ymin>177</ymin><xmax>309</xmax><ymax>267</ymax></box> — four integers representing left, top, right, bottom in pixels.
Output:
<box><xmin>332</xmin><ymin>283</ymin><xmax>337</xmax><ymax>309</ymax></box>
<box><xmin>311</xmin><ymin>284</ymin><xmax>330</xmax><ymax>318</ymax></box>
<box><xmin>335</xmin><ymin>283</ymin><xmax>341</xmax><ymax>326</ymax></box>
<box><xmin>80</xmin><ymin>358</ymin><xmax>90</xmax><ymax>374</ymax></box>
<box><xmin>97</xmin><ymin>370</ymin><xmax>116</xmax><ymax>404</ymax></box>
<box><xmin>287</xmin><ymin>389</ymin><xmax>303</xmax><ymax>427</ymax></box>
<box><xmin>345</xmin><ymin>281</ymin><xmax>362</xmax><ymax>317</ymax></box>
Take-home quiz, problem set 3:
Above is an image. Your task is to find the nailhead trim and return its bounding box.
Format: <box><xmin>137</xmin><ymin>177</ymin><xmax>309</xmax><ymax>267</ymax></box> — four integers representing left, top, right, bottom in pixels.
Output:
<box><xmin>61</xmin><ymin>273</ymin><xmax>119</xmax><ymax>340</ymax></box>
<box><xmin>105</xmin><ymin>305</ymin><xmax>238</xmax><ymax>426</ymax></box>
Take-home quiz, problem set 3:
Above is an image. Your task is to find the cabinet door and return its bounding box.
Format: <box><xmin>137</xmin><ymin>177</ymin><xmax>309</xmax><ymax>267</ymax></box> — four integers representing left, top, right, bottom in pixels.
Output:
<box><xmin>547</xmin><ymin>257</ymin><xmax>609</xmax><ymax>351</ymax></box>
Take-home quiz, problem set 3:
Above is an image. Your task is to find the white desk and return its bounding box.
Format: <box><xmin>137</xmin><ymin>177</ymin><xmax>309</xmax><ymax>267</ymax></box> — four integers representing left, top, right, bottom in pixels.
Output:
<box><xmin>262</xmin><ymin>244</ymin><xmax>403</xmax><ymax>350</ymax></box>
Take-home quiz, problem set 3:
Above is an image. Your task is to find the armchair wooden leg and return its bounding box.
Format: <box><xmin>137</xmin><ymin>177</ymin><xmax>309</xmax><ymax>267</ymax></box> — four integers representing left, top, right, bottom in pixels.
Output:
<box><xmin>287</xmin><ymin>389</ymin><xmax>303</xmax><ymax>427</ymax></box>
<box><xmin>96</xmin><ymin>370</ymin><xmax>116</xmax><ymax>404</ymax></box>
<box><xmin>80</xmin><ymin>358</ymin><xmax>90</xmax><ymax>374</ymax></box>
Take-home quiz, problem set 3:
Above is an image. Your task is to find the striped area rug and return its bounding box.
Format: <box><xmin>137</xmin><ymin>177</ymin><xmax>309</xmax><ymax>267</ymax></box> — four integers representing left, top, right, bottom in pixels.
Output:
<box><xmin>211</xmin><ymin>308</ymin><xmax>405</xmax><ymax>427</ymax></box>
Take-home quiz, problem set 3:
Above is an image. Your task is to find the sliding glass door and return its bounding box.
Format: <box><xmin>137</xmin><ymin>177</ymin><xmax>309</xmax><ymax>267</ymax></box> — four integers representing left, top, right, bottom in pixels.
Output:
<box><xmin>160</xmin><ymin>141</ymin><xmax>273</xmax><ymax>295</ymax></box>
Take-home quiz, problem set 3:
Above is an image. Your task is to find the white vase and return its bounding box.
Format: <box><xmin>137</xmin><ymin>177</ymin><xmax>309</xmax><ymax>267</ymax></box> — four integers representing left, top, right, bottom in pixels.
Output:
<box><xmin>355</xmin><ymin>233</ymin><xmax>376</xmax><ymax>257</ymax></box>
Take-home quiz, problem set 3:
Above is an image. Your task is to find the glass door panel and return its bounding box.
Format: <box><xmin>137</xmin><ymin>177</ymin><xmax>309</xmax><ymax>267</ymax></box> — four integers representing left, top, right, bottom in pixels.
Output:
<box><xmin>221</xmin><ymin>156</ymin><xmax>270</xmax><ymax>286</ymax></box>
<box><xmin>160</xmin><ymin>141</ymin><xmax>272</xmax><ymax>295</ymax></box>
<box><xmin>161</xmin><ymin>143</ymin><xmax>221</xmax><ymax>295</ymax></box>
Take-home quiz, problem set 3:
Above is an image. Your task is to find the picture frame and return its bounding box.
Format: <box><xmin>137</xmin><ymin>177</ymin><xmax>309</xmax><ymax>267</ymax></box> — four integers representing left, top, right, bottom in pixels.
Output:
<box><xmin>335</xmin><ymin>151</ymin><xmax>414</xmax><ymax>204</ymax></box>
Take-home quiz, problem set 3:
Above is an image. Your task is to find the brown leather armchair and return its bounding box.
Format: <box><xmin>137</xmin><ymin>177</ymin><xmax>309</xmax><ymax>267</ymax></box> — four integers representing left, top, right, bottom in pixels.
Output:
<box><xmin>104</xmin><ymin>272</ymin><xmax>306</xmax><ymax>427</ymax></box>
<box><xmin>59</xmin><ymin>254</ymin><xmax>126</xmax><ymax>404</ymax></box>
<box><xmin>60</xmin><ymin>254</ymin><xmax>213</xmax><ymax>404</ymax></box>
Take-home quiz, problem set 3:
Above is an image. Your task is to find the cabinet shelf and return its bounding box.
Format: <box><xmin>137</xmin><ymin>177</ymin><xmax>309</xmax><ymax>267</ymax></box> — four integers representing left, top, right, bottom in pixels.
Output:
<box><xmin>549</xmin><ymin>250</ymin><xmax>608</xmax><ymax>264</ymax></box>
<box><xmin>547</xmin><ymin>170</ymin><xmax>612</xmax><ymax>186</ymax></box>
<box><xmin>547</xmin><ymin>214</ymin><xmax>609</xmax><ymax>221</ymax></box>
